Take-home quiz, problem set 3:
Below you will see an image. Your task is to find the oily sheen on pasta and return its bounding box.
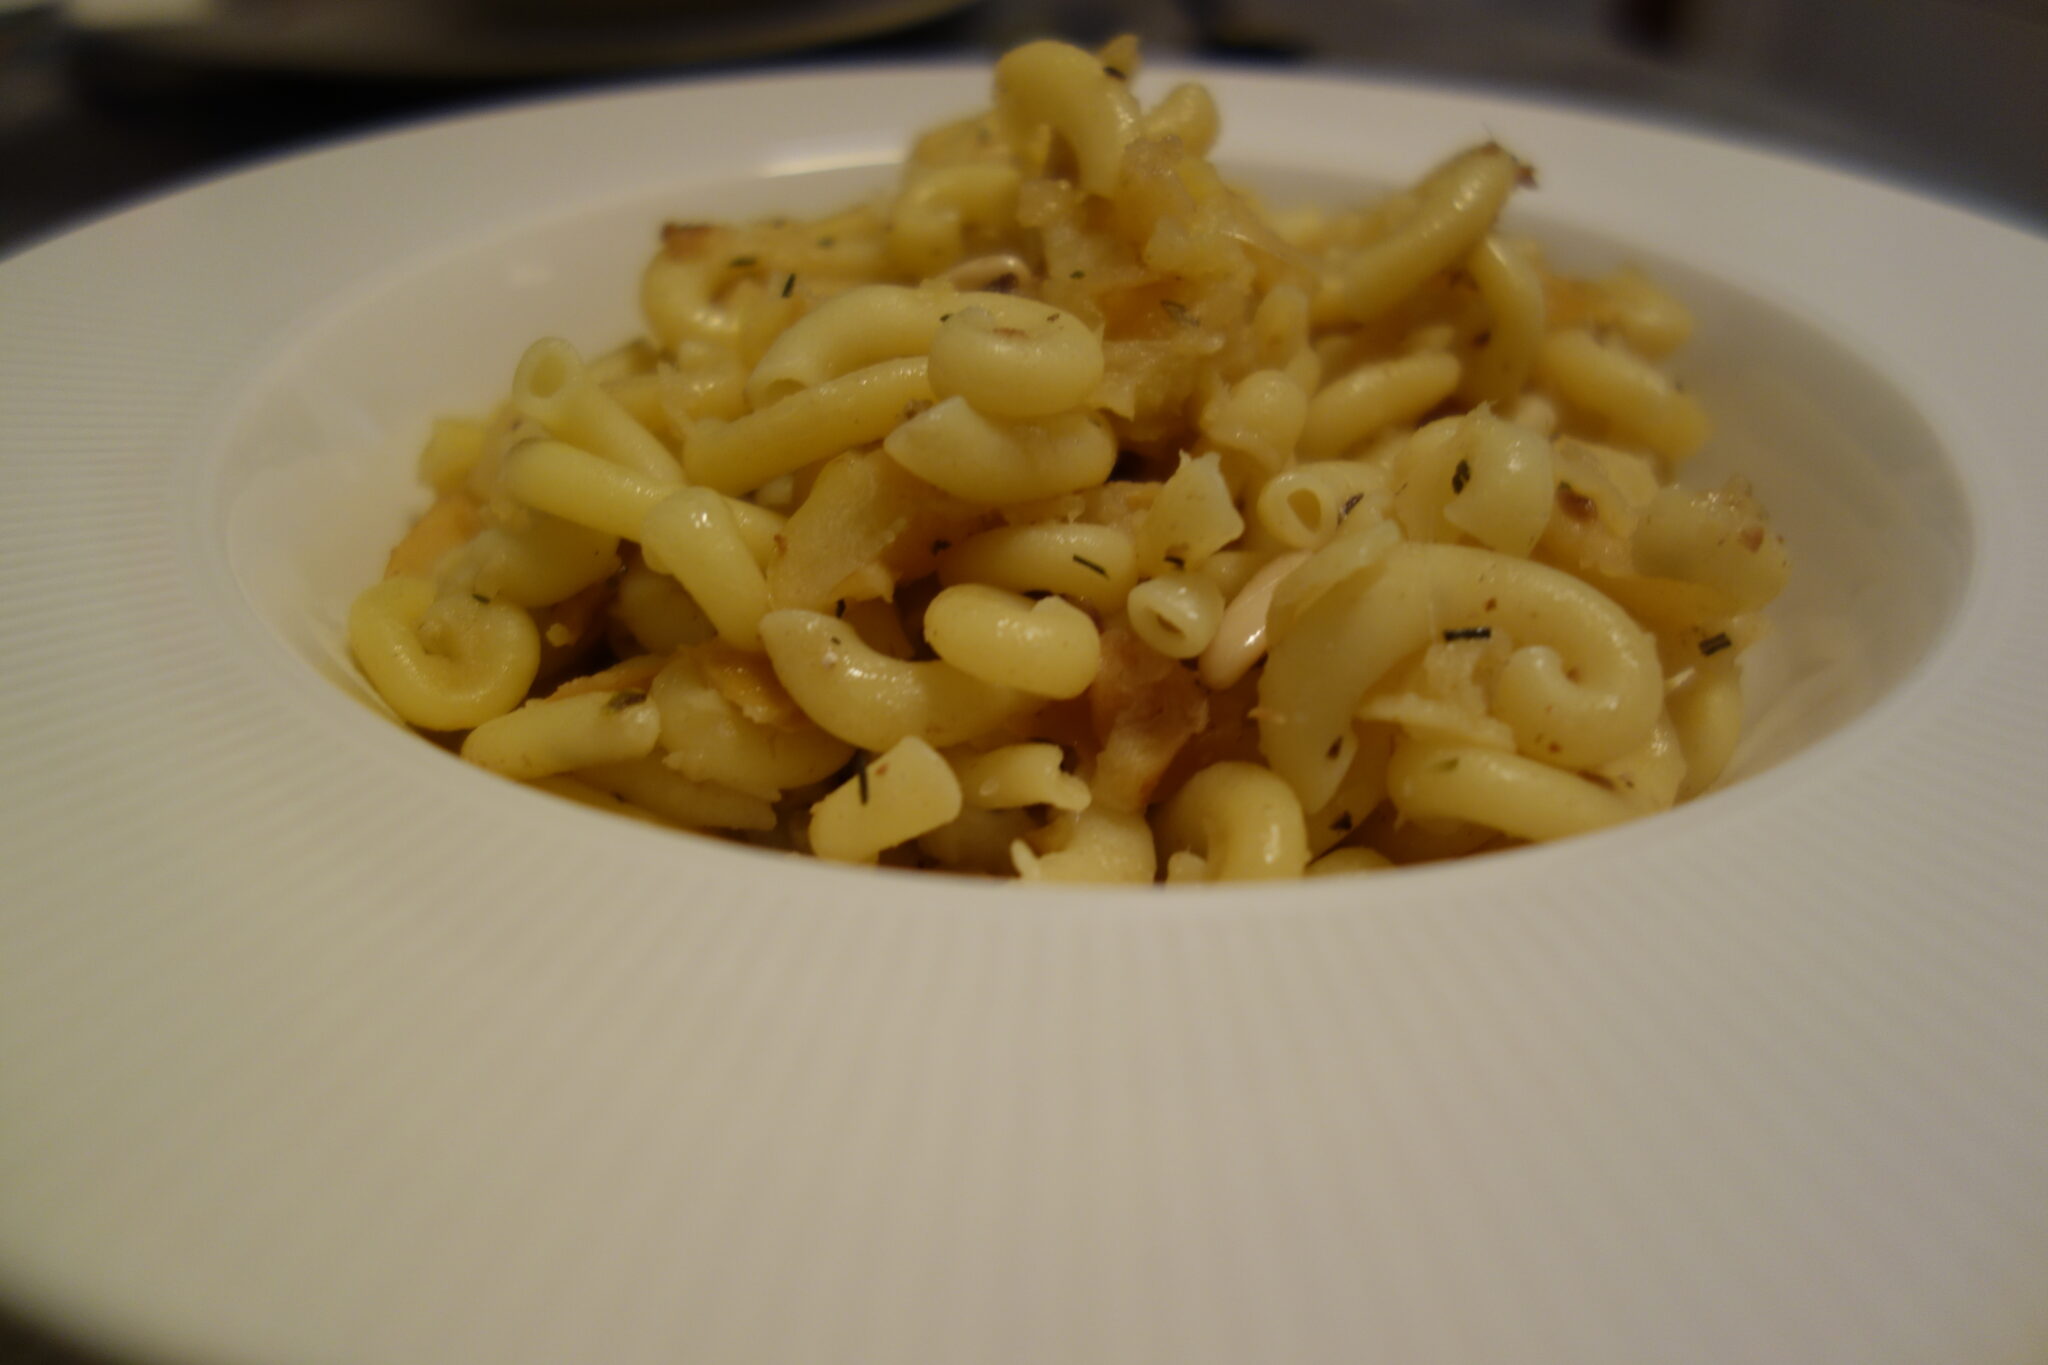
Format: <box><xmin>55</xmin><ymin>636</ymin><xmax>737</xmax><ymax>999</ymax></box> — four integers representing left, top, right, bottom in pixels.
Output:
<box><xmin>349</xmin><ymin>37</ymin><xmax>1790</xmax><ymax>881</ymax></box>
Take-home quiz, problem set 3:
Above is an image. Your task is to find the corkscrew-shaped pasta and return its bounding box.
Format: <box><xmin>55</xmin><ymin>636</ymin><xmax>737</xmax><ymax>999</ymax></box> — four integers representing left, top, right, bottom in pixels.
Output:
<box><xmin>348</xmin><ymin>37</ymin><xmax>1788</xmax><ymax>879</ymax></box>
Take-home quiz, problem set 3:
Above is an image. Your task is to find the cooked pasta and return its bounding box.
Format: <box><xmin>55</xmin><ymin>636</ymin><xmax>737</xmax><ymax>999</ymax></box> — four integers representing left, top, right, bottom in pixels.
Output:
<box><xmin>350</xmin><ymin>37</ymin><xmax>1788</xmax><ymax>880</ymax></box>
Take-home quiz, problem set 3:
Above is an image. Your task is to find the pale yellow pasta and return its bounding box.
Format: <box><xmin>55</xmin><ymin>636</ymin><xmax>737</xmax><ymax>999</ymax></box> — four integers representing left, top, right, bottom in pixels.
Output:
<box><xmin>500</xmin><ymin>439</ymin><xmax>669</xmax><ymax>542</ymax></box>
<box><xmin>461</xmin><ymin>688</ymin><xmax>661</xmax><ymax>781</ymax></box>
<box><xmin>840</xmin><ymin>597</ymin><xmax>916</xmax><ymax>658</ymax></box>
<box><xmin>612</xmin><ymin>556</ymin><xmax>715</xmax><ymax>653</ymax></box>
<box><xmin>1135</xmin><ymin>452</ymin><xmax>1243</xmax><ymax>574</ymax></box>
<box><xmin>1012</xmin><ymin>805</ymin><xmax>1157</xmax><ymax>883</ymax></box>
<box><xmin>1253</xmin><ymin>461</ymin><xmax>1388</xmax><ymax>549</ymax></box>
<box><xmin>687</xmin><ymin>358</ymin><xmax>934</xmax><ymax>495</ymax></box>
<box><xmin>1633</xmin><ymin>483</ymin><xmax>1791</xmax><ymax>610</ymax></box>
<box><xmin>884</xmin><ymin>400</ymin><xmax>1116</xmax><ymax>504</ymax></box>
<box><xmin>1339</xmin><ymin>142</ymin><xmax>1523</xmax><ymax>322</ymax></box>
<box><xmin>758</xmin><ymin>609</ymin><xmax>1033</xmax><ymax>750</ymax></box>
<box><xmin>1505</xmin><ymin>391</ymin><xmax>1560</xmax><ymax>435</ymax></box>
<box><xmin>1260</xmin><ymin>541</ymin><xmax>1662</xmax><ymax>809</ymax></box>
<box><xmin>1385</xmin><ymin>734</ymin><xmax>1638</xmax><ymax>841</ymax></box>
<box><xmin>350</xmin><ymin>577</ymin><xmax>540</xmax><ymax>732</ymax></box>
<box><xmin>1126</xmin><ymin>571</ymin><xmax>1224</xmax><ymax>660</ymax></box>
<box><xmin>602</xmin><ymin>372</ymin><xmax>672</xmax><ymax>441</ymax></box>
<box><xmin>753</xmin><ymin>282</ymin><xmax>1064</xmax><ymax>401</ymax></box>
<box><xmin>920</xmin><ymin>805</ymin><xmax>1038</xmax><ymax>874</ymax></box>
<box><xmin>649</xmin><ymin>652</ymin><xmax>853</xmax><ymax>800</ymax></box>
<box><xmin>640</xmin><ymin>488</ymin><xmax>774</xmax><ymax>648</ymax></box>
<box><xmin>1596</xmin><ymin>713</ymin><xmax>1688</xmax><ymax>813</ymax></box>
<box><xmin>658</xmin><ymin>341</ymin><xmax>748</xmax><ymax>424</ymax></box>
<box><xmin>418</xmin><ymin>418</ymin><xmax>486</xmax><ymax>493</ymax></box>
<box><xmin>1536</xmin><ymin>328</ymin><xmax>1710</xmax><ymax>464</ymax></box>
<box><xmin>1298</xmin><ymin>351</ymin><xmax>1461</xmax><ymax>460</ymax></box>
<box><xmin>1198</xmin><ymin>369</ymin><xmax>1309</xmax><ymax>475</ymax></box>
<box><xmin>640</xmin><ymin>251</ymin><xmax>740</xmax><ymax>351</ymax></box>
<box><xmin>1578</xmin><ymin>266</ymin><xmax>1694</xmax><ymax>357</ymax></box>
<box><xmin>511</xmin><ymin>338</ymin><xmax>681</xmax><ymax>485</ymax></box>
<box><xmin>1357</xmin><ymin>670</ymin><xmax>1518</xmax><ymax>751</ymax></box>
<box><xmin>923</xmin><ymin>585</ymin><xmax>1101</xmax><ymax>698</ymax></box>
<box><xmin>352</xmin><ymin>38</ymin><xmax>1786</xmax><ymax>880</ymax></box>
<box><xmin>1668</xmin><ymin>655</ymin><xmax>1744</xmax><ymax>799</ymax></box>
<box><xmin>927</xmin><ymin>302</ymin><xmax>1104</xmax><ymax>418</ymax></box>
<box><xmin>527</xmin><ymin>774</ymin><xmax>677</xmax><ymax>828</ymax></box>
<box><xmin>993</xmin><ymin>38</ymin><xmax>1139</xmax><ymax>196</ymax></box>
<box><xmin>809</xmin><ymin>737</ymin><xmax>963</xmax><ymax>864</ymax></box>
<box><xmin>1459</xmin><ymin>236</ymin><xmax>1547</xmax><ymax>405</ymax></box>
<box><xmin>1198</xmin><ymin>549</ymin><xmax>1310</xmax><ymax>690</ymax></box>
<box><xmin>576</xmin><ymin>757</ymin><xmax>777</xmax><ymax>832</ymax></box>
<box><xmin>1138</xmin><ymin>81</ymin><xmax>1220</xmax><ymax>155</ymax></box>
<box><xmin>1305</xmin><ymin>728</ymin><xmax>1395</xmax><ymax>856</ymax></box>
<box><xmin>748</xmin><ymin>283</ymin><xmax>994</xmax><ymax>405</ymax></box>
<box><xmin>889</xmin><ymin>163</ymin><xmax>1023</xmax><ymax>275</ymax></box>
<box><xmin>1195</xmin><ymin>548</ymin><xmax>1266</xmax><ymax>600</ymax></box>
<box><xmin>1266</xmin><ymin>516</ymin><xmax>1404</xmax><ymax>642</ymax></box>
<box><xmin>1158</xmin><ymin>762</ymin><xmax>1310</xmax><ymax>881</ymax></box>
<box><xmin>719</xmin><ymin>499</ymin><xmax>786</xmax><ymax>568</ymax></box>
<box><xmin>955</xmin><ymin>743</ymin><xmax>1091</xmax><ymax>811</ymax></box>
<box><xmin>441</xmin><ymin>514</ymin><xmax>618</xmax><ymax>609</ymax></box>
<box><xmin>937</xmin><ymin>522</ymin><xmax>1137</xmax><ymax>612</ymax></box>
<box><xmin>1391</xmin><ymin>409</ymin><xmax>1555</xmax><ymax>557</ymax></box>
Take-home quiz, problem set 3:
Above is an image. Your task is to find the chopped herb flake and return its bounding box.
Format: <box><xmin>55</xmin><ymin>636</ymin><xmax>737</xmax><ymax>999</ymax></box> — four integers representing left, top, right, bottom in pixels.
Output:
<box><xmin>1163</xmin><ymin>554</ymin><xmax>1186</xmax><ymax>569</ymax></box>
<box><xmin>1072</xmin><ymin>554</ymin><xmax>1108</xmax><ymax>576</ymax></box>
<box><xmin>1326</xmin><ymin>736</ymin><xmax>1345</xmax><ymax>759</ymax></box>
<box><xmin>1070</xmin><ymin>269</ymin><xmax>1086</xmax><ymax>279</ymax></box>
<box><xmin>834</xmin><ymin>599</ymin><xmax>847</xmax><ymax>617</ymax></box>
<box><xmin>1340</xmin><ymin>493</ymin><xmax>1364</xmax><ymax>520</ymax></box>
<box><xmin>1451</xmin><ymin>459</ymin><xmax>1472</xmax><ymax>494</ymax></box>
<box><xmin>606</xmin><ymin>690</ymin><xmax>647</xmax><ymax>712</ymax></box>
<box><xmin>781</xmin><ymin>274</ymin><xmax>796</xmax><ymax>298</ymax></box>
<box><xmin>1699</xmin><ymin>632</ymin><xmax>1733</xmax><ymax>656</ymax></box>
<box><xmin>729</xmin><ymin>255</ymin><xmax>757</xmax><ymax>268</ymax></box>
<box><xmin>1104</xmin><ymin>64</ymin><xmax>1128</xmax><ymax>80</ymax></box>
<box><xmin>472</xmin><ymin>593</ymin><xmax>490</xmax><ymax>605</ymax></box>
<box><xmin>856</xmin><ymin>760</ymin><xmax>870</xmax><ymax>805</ymax></box>
<box><xmin>817</xmin><ymin>236</ymin><xmax>835</xmax><ymax>247</ymax></box>
<box><xmin>1161</xmin><ymin>299</ymin><xmax>1193</xmax><ymax>324</ymax></box>
<box><xmin>1443</xmin><ymin>627</ymin><xmax>1492</xmax><ymax>641</ymax></box>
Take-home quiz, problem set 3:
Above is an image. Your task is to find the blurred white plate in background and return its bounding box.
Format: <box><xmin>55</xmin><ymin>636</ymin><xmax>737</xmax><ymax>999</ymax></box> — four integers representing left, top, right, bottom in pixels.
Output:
<box><xmin>64</xmin><ymin>0</ymin><xmax>979</xmax><ymax>77</ymax></box>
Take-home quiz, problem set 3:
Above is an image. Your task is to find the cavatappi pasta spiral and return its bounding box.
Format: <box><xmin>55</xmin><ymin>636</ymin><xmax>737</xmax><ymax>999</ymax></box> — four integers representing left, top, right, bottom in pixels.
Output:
<box><xmin>350</xmin><ymin>36</ymin><xmax>1789</xmax><ymax>882</ymax></box>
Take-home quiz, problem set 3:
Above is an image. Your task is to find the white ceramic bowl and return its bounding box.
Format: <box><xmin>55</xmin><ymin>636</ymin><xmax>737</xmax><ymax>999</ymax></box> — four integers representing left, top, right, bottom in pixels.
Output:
<box><xmin>3</xmin><ymin>62</ymin><xmax>2046</xmax><ymax>1365</ymax></box>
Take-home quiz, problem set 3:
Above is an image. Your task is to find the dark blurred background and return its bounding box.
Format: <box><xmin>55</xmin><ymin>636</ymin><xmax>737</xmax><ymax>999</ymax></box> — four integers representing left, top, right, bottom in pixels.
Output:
<box><xmin>1</xmin><ymin>0</ymin><xmax>2044</xmax><ymax>1357</ymax></box>
<box><xmin>3</xmin><ymin>0</ymin><xmax>2046</xmax><ymax>261</ymax></box>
